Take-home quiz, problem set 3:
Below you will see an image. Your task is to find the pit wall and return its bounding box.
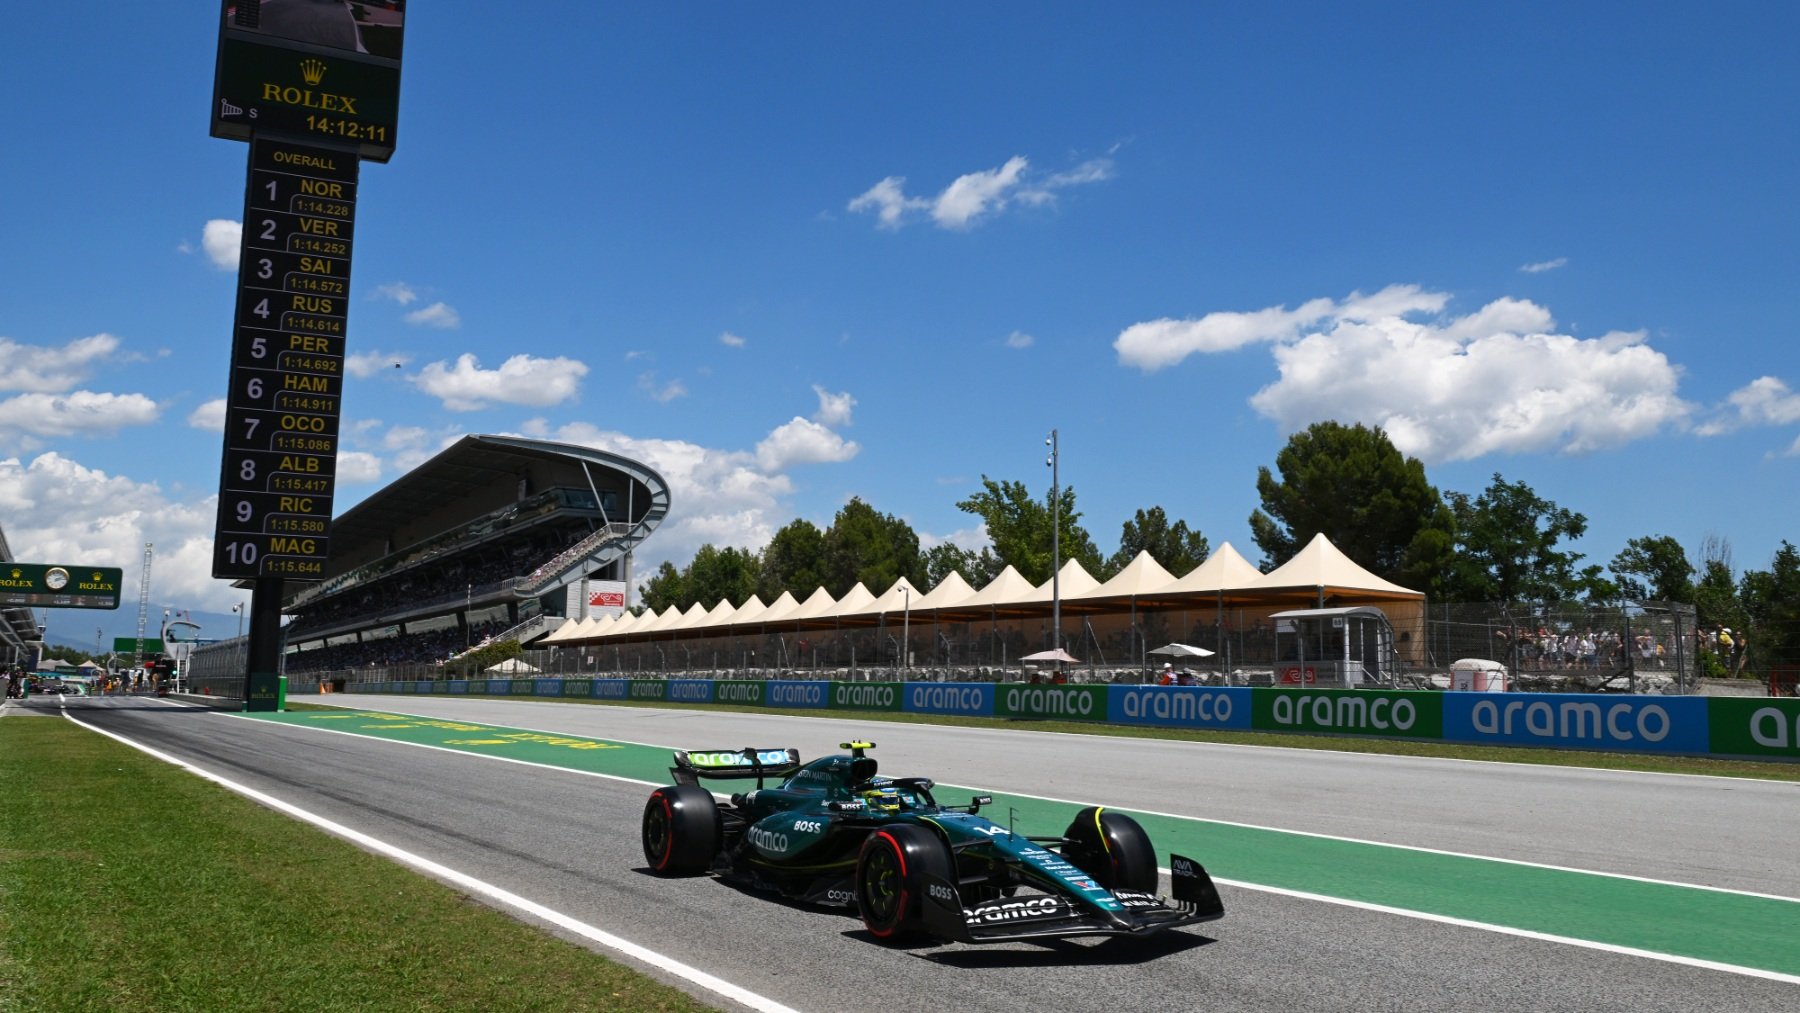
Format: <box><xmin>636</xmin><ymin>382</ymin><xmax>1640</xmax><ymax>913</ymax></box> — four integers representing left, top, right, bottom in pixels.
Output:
<box><xmin>346</xmin><ymin>679</ymin><xmax>1800</xmax><ymax>762</ymax></box>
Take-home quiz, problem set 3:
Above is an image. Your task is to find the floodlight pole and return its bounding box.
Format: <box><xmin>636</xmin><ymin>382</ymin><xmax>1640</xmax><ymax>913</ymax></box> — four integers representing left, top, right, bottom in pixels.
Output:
<box><xmin>901</xmin><ymin>585</ymin><xmax>910</xmax><ymax>673</ymax></box>
<box><xmin>1047</xmin><ymin>429</ymin><xmax>1061</xmax><ymax>655</ymax></box>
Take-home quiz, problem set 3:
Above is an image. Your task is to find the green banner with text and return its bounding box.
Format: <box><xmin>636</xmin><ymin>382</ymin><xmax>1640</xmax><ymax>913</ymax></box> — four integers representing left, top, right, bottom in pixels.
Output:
<box><xmin>829</xmin><ymin>681</ymin><xmax>905</xmax><ymax>711</ymax></box>
<box><xmin>1706</xmin><ymin>698</ymin><xmax>1800</xmax><ymax>759</ymax></box>
<box><xmin>1252</xmin><ymin>687</ymin><xmax>1444</xmax><ymax>739</ymax></box>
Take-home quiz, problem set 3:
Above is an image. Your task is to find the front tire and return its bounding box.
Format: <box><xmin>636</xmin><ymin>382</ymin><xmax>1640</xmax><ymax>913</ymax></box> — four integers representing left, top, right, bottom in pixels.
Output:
<box><xmin>642</xmin><ymin>785</ymin><xmax>721</xmax><ymax>875</ymax></box>
<box><xmin>1062</xmin><ymin>806</ymin><xmax>1157</xmax><ymax>892</ymax></box>
<box><xmin>855</xmin><ymin>824</ymin><xmax>953</xmax><ymax>943</ymax></box>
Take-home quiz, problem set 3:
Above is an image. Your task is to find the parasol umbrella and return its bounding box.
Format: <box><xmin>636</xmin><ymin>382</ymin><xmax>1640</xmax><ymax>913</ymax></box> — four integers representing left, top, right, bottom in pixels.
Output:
<box><xmin>1147</xmin><ymin>643</ymin><xmax>1216</xmax><ymax>658</ymax></box>
<box><xmin>1020</xmin><ymin>648</ymin><xmax>1081</xmax><ymax>664</ymax></box>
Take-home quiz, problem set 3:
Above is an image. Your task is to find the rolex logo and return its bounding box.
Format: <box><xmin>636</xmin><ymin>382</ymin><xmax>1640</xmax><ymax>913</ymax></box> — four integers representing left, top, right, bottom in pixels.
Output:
<box><xmin>300</xmin><ymin>59</ymin><xmax>327</xmax><ymax>86</ymax></box>
<box><xmin>7</xmin><ymin>568</ymin><xmax>17</xmax><ymax>579</ymax></box>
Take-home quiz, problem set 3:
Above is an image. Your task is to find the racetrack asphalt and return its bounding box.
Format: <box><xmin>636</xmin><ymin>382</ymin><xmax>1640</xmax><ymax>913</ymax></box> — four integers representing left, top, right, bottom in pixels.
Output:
<box><xmin>37</xmin><ymin>692</ymin><xmax>1800</xmax><ymax>1012</ymax></box>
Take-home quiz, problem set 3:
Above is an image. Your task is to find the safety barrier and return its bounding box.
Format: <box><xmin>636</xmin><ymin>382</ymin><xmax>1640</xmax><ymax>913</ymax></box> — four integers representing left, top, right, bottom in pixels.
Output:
<box><xmin>343</xmin><ymin>679</ymin><xmax>1800</xmax><ymax>761</ymax></box>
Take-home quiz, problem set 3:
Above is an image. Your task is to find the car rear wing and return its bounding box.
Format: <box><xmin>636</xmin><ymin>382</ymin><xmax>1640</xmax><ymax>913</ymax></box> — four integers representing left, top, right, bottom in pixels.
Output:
<box><xmin>670</xmin><ymin>747</ymin><xmax>801</xmax><ymax>787</ymax></box>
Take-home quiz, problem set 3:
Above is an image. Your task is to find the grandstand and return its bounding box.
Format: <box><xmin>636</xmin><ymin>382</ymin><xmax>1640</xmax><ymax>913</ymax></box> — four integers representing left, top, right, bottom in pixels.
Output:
<box><xmin>268</xmin><ymin>435</ymin><xmax>668</xmax><ymax>676</ymax></box>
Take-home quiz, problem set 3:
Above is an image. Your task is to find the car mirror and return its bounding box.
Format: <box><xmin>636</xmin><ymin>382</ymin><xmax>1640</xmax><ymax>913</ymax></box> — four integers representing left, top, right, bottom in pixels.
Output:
<box><xmin>970</xmin><ymin>795</ymin><xmax>992</xmax><ymax>812</ymax></box>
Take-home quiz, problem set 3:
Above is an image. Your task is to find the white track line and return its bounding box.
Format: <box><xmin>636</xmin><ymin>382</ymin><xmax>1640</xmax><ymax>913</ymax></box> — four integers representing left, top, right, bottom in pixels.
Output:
<box><xmin>231</xmin><ymin>703</ymin><xmax>1800</xmax><ymax>985</ymax></box>
<box><xmin>1207</xmin><ymin>877</ymin><xmax>1800</xmax><ymax>986</ymax></box>
<box><xmin>931</xmin><ymin>779</ymin><xmax>1800</xmax><ymax>906</ymax></box>
<box><xmin>302</xmin><ymin>701</ymin><xmax>1800</xmax><ymax>904</ymax></box>
<box><xmin>60</xmin><ymin>710</ymin><xmax>798</xmax><ymax>1013</ymax></box>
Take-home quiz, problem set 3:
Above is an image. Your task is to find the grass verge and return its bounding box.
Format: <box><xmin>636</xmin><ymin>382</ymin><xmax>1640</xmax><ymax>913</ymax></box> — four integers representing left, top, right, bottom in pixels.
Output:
<box><xmin>0</xmin><ymin>716</ymin><xmax>713</xmax><ymax>1012</ymax></box>
<box><xmin>307</xmin><ymin>693</ymin><xmax>1800</xmax><ymax>783</ymax></box>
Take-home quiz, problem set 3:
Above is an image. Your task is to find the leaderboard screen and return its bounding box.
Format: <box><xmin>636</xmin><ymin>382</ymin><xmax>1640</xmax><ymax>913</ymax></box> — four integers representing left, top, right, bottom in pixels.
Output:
<box><xmin>211</xmin><ymin>1</ymin><xmax>405</xmax><ymax>162</ymax></box>
<box><xmin>211</xmin><ymin>137</ymin><xmax>356</xmax><ymax>581</ymax></box>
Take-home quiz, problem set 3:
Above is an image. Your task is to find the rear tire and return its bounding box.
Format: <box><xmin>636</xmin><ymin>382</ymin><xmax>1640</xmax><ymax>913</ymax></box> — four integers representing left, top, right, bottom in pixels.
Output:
<box><xmin>642</xmin><ymin>785</ymin><xmax>721</xmax><ymax>875</ymax></box>
<box><xmin>855</xmin><ymin>824</ymin><xmax>953</xmax><ymax>943</ymax></box>
<box><xmin>1062</xmin><ymin>806</ymin><xmax>1157</xmax><ymax>892</ymax></box>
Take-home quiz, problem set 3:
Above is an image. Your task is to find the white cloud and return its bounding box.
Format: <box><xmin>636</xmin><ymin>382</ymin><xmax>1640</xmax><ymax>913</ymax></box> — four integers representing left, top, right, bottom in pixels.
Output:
<box><xmin>1520</xmin><ymin>257</ymin><xmax>1569</xmax><ymax>274</ymax></box>
<box><xmin>1006</xmin><ymin>330</ymin><xmax>1035</xmax><ymax>349</ymax></box>
<box><xmin>404</xmin><ymin>302</ymin><xmax>461</xmax><ymax>328</ymax></box>
<box><xmin>0</xmin><ymin>392</ymin><xmax>160</xmax><ymax>439</ymax></box>
<box><xmin>849</xmin><ymin>153</ymin><xmax>1114</xmax><ymax>231</ymax></box>
<box><xmin>517</xmin><ymin>410</ymin><xmax>861</xmax><ymax>589</ymax></box>
<box><xmin>719</xmin><ymin>331</ymin><xmax>747</xmax><ymax>348</ymax></box>
<box><xmin>517</xmin><ymin>419</ymin><xmax>796</xmax><ymax>579</ymax></box>
<box><xmin>847</xmin><ymin>176</ymin><xmax>927</xmax><ymax>229</ymax></box>
<box><xmin>346</xmin><ymin>351</ymin><xmax>412</xmax><ymax>378</ymax></box>
<box><xmin>335</xmin><ymin>450</ymin><xmax>383</xmax><ymax>484</ymax></box>
<box><xmin>919</xmin><ymin>521</ymin><xmax>991</xmax><ymax>553</ymax></box>
<box><xmin>201</xmin><ymin>219</ymin><xmax>241</xmax><ymax>270</ymax></box>
<box><xmin>637</xmin><ymin>373</ymin><xmax>688</xmax><ymax>404</ymax></box>
<box><xmin>186</xmin><ymin>398</ymin><xmax>226</xmax><ymax>431</ymax></box>
<box><xmin>412</xmin><ymin>353</ymin><xmax>587</xmax><ymax>410</ymax></box>
<box><xmin>811</xmin><ymin>385</ymin><xmax>855</xmax><ymax>427</ymax></box>
<box><xmin>1120</xmin><ymin>286</ymin><xmax>1693</xmax><ymax>461</ymax></box>
<box><xmin>1245</xmin><ymin>304</ymin><xmax>1690</xmax><ymax>462</ymax></box>
<box><xmin>1114</xmin><ymin>285</ymin><xmax>1445</xmax><ymax>371</ymax></box>
<box><xmin>0</xmin><ymin>333</ymin><xmax>121</xmax><ymax>392</ymax></box>
<box><xmin>756</xmin><ymin>417</ymin><xmax>860</xmax><ymax>471</ymax></box>
<box><xmin>1696</xmin><ymin>376</ymin><xmax>1800</xmax><ymax>437</ymax></box>
<box><xmin>933</xmin><ymin>156</ymin><xmax>1030</xmax><ymax>229</ymax></box>
<box><xmin>373</xmin><ymin>282</ymin><xmax>419</xmax><ymax>305</ymax></box>
<box><xmin>0</xmin><ymin>452</ymin><xmax>229</xmax><ymax>610</ymax></box>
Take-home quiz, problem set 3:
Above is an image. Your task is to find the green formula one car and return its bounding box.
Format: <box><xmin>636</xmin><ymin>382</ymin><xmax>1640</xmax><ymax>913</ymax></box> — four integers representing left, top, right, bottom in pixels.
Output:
<box><xmin>641</xmin><ymin>741</ymin><xmax>1225</xmax><ymax>944</ymax></box>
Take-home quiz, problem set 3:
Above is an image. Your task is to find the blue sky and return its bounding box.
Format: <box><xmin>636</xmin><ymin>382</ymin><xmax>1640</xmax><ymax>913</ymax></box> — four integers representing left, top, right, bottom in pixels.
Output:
<box><xmin>3</xmin><ymin>3</ymin><xmax>1797</xmax><ymax>636</ymax></box>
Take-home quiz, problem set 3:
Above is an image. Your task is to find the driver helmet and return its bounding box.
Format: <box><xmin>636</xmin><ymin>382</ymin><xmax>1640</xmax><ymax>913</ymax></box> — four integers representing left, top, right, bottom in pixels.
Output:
<box><xmin>860</xmin><ymin>783</ymin><xmax>905</xmax><ymax>813</ymax></box>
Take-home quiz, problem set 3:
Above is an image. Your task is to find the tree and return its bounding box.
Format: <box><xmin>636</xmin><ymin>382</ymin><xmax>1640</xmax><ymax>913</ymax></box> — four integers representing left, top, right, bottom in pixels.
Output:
<box><xmin>1248</xmin><ymin>422</ymin><xmax>1450</xmax><ymax>587</ymax></box>
<box><xmin>1739</xmin><ymin>541</ymin><xmax>1800</xmax><ymax>669</ymax></box>
<box><xmin>686</xmin><ymin>544</ymin><xmax>760</xmax><ymax>608</ymax></box>
<box><xmin>1110</xmin><ymin>506</ymin><xmax>1208</xmax><ymax>576</ymax></box>
<box><xmin>955</xmin><ymin>477</ymin><xmax>1101</xmax><ymax>585</ymax></box>
<box><xmin>1691</xmin><ymin>536</ymin><xmax>1745</xmax><ymax>634</ymax></box>
<box><xmin>759</xmin><ymin>519</ymin><xmax>826</xmax><ymax>601</ymax></box>
<box><xmin>923</xmin><ymin>542</ymin><xmax>1003</xmax><ymax>589</ymax></box>
<box><xmin>1608</xmin><ymin>535</ymin><xmax>1696</xmax><ymax>603</ymax></box>
<box><xmin>638</xmin><ymin>560</ymin><xmax>685</xmax><ymax>612</ymax></box>
<box><xmin>1441</xmin><ymin>474</ymin><xmax>1604</xmax><ymax>603</ymax></box>
<box><xmin>639</xmin><ymin>544</ymin><xmax>759</xmax><ymax>612</ymax></box>
<box><xmin>821</xmin><ymin>498</ymin><xmax>924</xmax><ymax>597</ymax></box>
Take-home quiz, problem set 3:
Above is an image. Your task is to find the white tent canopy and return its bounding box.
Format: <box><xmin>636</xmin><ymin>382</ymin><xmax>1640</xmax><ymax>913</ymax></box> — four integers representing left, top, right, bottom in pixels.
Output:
<box><xmin>547</xmin><ymin>534</ymin><xmax>1421</xmax><ymax>646</ymax></box>
<box><xmin>1148</xmin><ymin>642</ymin><xmax>1216</xmax><ymax>658</ymax></box>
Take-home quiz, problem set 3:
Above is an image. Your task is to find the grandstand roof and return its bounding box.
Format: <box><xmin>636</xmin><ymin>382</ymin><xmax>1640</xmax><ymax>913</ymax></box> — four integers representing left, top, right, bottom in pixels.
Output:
<box><xmin>327</xmin><ymin>434</ymin><xmax>668</xmax><ymax>555</ymax></box>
